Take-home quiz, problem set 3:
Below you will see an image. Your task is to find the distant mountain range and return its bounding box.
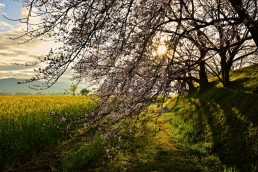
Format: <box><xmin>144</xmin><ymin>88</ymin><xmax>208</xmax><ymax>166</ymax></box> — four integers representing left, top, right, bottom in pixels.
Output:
<box><xmin>0</xmin><ymin>78</ymin><xmax>83</xmax><ymax>94</ymax></box>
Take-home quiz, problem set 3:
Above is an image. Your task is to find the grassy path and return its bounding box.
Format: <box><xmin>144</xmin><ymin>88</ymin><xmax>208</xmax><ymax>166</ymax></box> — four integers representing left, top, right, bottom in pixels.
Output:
<box><xmin>9</xmin><ymin>98</ymin><xmax>226</xmax><ymax>172</ymax></box>
<box><xmin>16</xmin><ymin>111</ymin><xmax>223</xmax><ymax>172</ymax></box>
<box><xmin>133</xmin><ymin>112</ymin><xmax>221</xmax><ymax>172</ymax></box>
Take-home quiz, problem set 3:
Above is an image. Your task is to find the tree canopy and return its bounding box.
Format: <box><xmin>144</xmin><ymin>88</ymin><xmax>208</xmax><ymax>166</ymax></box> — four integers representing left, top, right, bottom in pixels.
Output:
<box><xmin>80</xmin><ymin>88</ymin><xmax>90</xmax><ymax>95</ymax></box>
<box><xmin>18</xmin><ymin>0</ymin><xmax>258</xmax><ymax>126</ymax></box>
<box><xmin>70</xmin><ymin>84</ymin><xmax>78</xmax><ymax>96</ymax></box>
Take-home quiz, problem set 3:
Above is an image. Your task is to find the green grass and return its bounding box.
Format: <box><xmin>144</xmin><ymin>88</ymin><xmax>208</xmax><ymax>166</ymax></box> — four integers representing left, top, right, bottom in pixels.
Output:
<box><xmin>0</xmin><ymin>95</ymin><xmax>97</xmax><ymax>171</ymax></box>
<box><xmin>61</xmin><ymin>135</ymin><xmax>104</xmax><ymax>172</ymax></box>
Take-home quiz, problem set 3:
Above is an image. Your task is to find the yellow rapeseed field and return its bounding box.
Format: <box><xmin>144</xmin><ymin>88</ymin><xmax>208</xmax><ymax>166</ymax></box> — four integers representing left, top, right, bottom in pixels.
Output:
<box><xmin>0</xmin><ymin>95</ymin><xmax>98</xmax><ymax>167</ymax></box>
<box><xmin>0</xmin><ymin>95</ymin><xmax>98</xmax><ymax>116</ymax></box>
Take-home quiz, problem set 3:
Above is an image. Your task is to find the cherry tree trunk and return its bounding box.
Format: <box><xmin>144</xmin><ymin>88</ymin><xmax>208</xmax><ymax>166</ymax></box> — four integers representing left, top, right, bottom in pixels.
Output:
<box><xmin>228</xmin><ymin>0</ymin><xmax>258</xmax><ymax>48</ymax></box>
<box><xmin>199</xmin><ymin>60</ymin><xmax>209</xmax><ymax>92</ymax></box>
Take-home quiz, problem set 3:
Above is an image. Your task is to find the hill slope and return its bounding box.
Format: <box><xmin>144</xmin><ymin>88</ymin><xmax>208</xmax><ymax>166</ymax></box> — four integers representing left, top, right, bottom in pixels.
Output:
<box><xmin>164</xmin><ymin>64</ymin><xmax>258</xmax><ymax>171</ymax></box>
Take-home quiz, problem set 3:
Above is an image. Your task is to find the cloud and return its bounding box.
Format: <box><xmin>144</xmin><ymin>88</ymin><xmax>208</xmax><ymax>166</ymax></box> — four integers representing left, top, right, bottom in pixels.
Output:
<box><xmin>0</xmin><ymin>23</ymin><xmax>62</xmax><ymax>79</ymax></box>
<box><xmin>0</xmin><ymin>30</ymin><xmax>44</xmax><ymax>62</ymax></box>
<box><xmin>0</xmin><ymin>6</ymin><xmax>62</xmax><ymax>62</ymax></box>
<box><xmin>20</xmin><ymin>7</ymin><xmax>42</xmax><ymax>26</ymax></box>
<box><xmin>0</xmin><ymin>21</ymin><xmax>13</xmax><ymax>29</ymax></box>
<box><xmin>0</xmin><ymin>63</ymin><xmax>37</xmax><ymax>71</ymax></box>
<box><xmin>0</xmin><ymin>7</ymin><xmax>67</xmax><ymax>81</ymax></box>
<box><xmin>0</xmin><ymin>3</ymin><xmax>5</xmax><ymax>8</ymax></box>
<box><xmin>0</xmin><ymin>68</ymin><xmax>36</xmax><ymax>79</ymax></box>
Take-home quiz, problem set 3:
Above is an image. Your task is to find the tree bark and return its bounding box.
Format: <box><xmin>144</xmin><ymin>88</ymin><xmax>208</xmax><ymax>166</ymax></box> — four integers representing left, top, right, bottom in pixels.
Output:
<box><xmin>228</xmin><ymin>0</ymin><xmax>258</xmax><ymax>48</ymax></box>
<box><xmin>220</xmin><ymin>63</ymin><xmax>231</xmax><ymax>88</ymax></box>
<box><xmin>187</xmin><ymin>79</ymin><xmax>195</xmax><ymax>92</ymax></box>
<box><xmin>223</xmin><ymin>67</ymin><xmax>230</xmax><ymax>87</ymax></box>
<box><xmin>219</xmin><ymin>50</ymin><xmax>235</xmax><ymax>87</ymax></box>
<box><xmin>220</xmin><ymin>52</ymin><xmax>229</xmax><ymax>87</ymax></box>
<box><xmin>186</xmin><ymin>73</ymin><xmax>195</xmax><ymax>92</ymax></box>
<box><xmin>199</xmin><ymin>60</ymin><xmax>209</xmax><ymax>92</ymax></box>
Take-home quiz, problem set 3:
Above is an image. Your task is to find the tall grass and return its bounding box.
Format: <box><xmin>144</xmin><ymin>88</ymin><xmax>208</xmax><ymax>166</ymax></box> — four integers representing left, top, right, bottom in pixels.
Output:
<box><xmin>61</xmin><ymin>135</ymin><xmax>104</xmax><ymax>172</ymax></box>
<box><xmin>0</xmin><ymin>95</ymin><xmax>97</xmax><ymax>170</ymax></box>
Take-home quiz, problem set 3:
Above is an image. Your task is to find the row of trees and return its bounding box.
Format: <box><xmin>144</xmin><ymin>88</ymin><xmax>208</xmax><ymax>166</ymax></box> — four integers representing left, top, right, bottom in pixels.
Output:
<box><xmin>18</xmin><ymin>0</ymin><xmax>258</xmax><ymax>122</ymax></box>
<box><xmin>69</xmin><ymin>84</ymin><xmax>90</xmax><ymax>96</ymax></box>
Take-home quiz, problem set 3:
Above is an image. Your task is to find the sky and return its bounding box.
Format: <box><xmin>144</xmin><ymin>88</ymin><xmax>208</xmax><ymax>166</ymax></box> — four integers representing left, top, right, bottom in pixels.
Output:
<box><xmin>0</xmin><ymin>0</ymin><xmax>42</xmax><ymax>79</ymax></box>
<box><xmin>0</xmin><ymin>0</ymin><xmax>70</xmax><ymax>81</ymax></box>
<box><xmin>0</xmin><ymin>1</ymin><xmax>94</xmax><ymax>93</ymax></box>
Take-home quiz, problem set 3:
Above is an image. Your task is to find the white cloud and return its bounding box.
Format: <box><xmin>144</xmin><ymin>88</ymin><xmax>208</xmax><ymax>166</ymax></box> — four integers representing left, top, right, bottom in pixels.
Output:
<box><xmin>0</xmin><ymin>23</ymin><xmax>62</xmax><ymax>79</ymax></box>
<box><xmin>0</xmin><ymin>6</ymin><xmax>67</xmax><ymax>80</ymax></box>
<box><xmin>0</xmin><ymin>21</ymin><xmax>13</xmax><ymax>29</ymax></box>
<box><xmin>0</xmin><ymin>69</ymin><xmax>36</xmax><ymax>79</ymax></box>
<box><xmin>20</xmin><ymin>7</ymin><xmax>42</xmax><ymax>26</ymax></box>
<box><xmin>0</xmin><ymin>6</ymin><xmax>61</xmax><ymax>61</ymax></box>
<box><xmin>21</xmin><ymin>7</ymin><xmax>28</xmax><ymax>18</ymax></box>
<box><xmin>0</xmin><ymin>3</ymin><xmax>5</xmax><ymax>8</ymax></box>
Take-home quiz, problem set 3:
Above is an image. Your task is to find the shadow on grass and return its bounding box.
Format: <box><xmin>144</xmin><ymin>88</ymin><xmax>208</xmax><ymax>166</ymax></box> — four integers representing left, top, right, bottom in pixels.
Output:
<box><xmin>126</xmin><ymin>96</ymin><xmax>221</xmax><ymax>172</ymax></box>
<box><xmin>228</xmin><ymin>78</ymin><xmax>253</xmax><ymax>92</ymax></box>
<box><xmin>129</xmin><ymin>149</ymin><xmax>204</xmax><ymax>172</ymax></box>
<box><xmin>197</xmin><ymin>88</ymin><xmax>258</xmax><ymax>171</ymax></box>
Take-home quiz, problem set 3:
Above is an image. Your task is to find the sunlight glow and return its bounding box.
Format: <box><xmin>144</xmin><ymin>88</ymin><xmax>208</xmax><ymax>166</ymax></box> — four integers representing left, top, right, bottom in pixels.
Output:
<box><xmin>157</xmin><ymin>45</ymin><xmax>167</xmax><ymax>56</ymax></box>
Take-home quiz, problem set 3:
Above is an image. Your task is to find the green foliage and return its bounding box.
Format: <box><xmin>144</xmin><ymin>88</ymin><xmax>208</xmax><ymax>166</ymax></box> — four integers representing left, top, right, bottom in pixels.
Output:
<box><xmin>70</xmin><ymin>84</ymin><xmax>77</xmax><ymax>96</ymax></box>
<box><xmin>223</xmin><ymin>165</ymin><xmax>239</xmax><ymax>172</ymax></box>
<box><xmin>62</xmin><ymin>136</ymin><xmax>104</xmax><ymax>172</ymax></box>
<box><xmin>80</xmin><ymin>88</ymin><xmax>90</xmax><ymax>95</ymax></box>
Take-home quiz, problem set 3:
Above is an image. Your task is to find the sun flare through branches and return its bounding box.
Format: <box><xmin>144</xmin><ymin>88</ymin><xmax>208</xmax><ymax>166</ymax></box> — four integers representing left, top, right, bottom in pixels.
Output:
<box><xmin>157</xmin><ymin>44</ymin><xmax>167</xmax><ymax>56</ymax></box>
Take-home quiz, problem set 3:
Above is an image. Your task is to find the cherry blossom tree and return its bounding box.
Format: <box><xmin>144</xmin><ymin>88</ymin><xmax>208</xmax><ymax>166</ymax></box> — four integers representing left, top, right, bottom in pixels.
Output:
<box><xmin>16</xmin><ymin>0</ymin><xmax>258</xmax><ymax>127</ymax></box>
<box><xmin>188</xmin><ymin>0</ymin><xmax>257</xmax><ymax>87</ymax></box>
<box><xmin>227</xmin><ymin>0</ymin><xmax>258</xmax><ymax>47</ymax></box>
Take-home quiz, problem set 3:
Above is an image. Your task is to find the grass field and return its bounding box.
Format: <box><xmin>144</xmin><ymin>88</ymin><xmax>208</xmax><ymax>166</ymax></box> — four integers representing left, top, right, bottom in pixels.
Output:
<box><xmin>1</xmin><ymin>65</ymin><xmax>258</xmax><ymax>171</ymax></box>
<box><xmin>0</xmin><ymin>95</ymin><xmax>97</xmax><ymax>170</ymax></box>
